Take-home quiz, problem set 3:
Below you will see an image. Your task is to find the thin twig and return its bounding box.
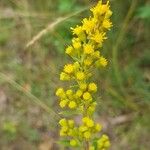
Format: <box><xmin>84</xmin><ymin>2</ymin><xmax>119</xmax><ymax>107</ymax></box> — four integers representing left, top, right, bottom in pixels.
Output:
<box><xmin>25</xmin><ymin>5</ymin><xmax>92</xmax><ymax>48</ymax></box>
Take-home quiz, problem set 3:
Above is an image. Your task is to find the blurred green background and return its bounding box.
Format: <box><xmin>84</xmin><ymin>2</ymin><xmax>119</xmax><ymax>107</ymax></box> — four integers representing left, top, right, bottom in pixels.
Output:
<box><xmin>0</xmin><ymin>0</ymin><xmax>150</xmax><ymax>150</ymax></box>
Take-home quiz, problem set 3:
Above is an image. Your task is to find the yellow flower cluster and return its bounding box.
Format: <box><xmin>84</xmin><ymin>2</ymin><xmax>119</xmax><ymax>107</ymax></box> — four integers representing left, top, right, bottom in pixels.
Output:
<box><xmin>56</xmin><ymin>0</ymin><xmax>112</xmax><ymax>149</ymax></box>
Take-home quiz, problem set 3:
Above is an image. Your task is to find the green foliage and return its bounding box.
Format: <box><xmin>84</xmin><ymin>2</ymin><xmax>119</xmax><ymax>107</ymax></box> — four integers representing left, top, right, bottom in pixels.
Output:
<box><xmin>137</xmin><ymin>4</ymin><xmax>150</xmax><ymax>19</ymax></box>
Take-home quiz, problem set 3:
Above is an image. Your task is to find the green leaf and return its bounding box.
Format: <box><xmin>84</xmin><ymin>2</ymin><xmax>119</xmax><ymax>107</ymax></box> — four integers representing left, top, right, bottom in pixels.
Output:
<box><xmin>137</xmin><ymin>5</ymin><xmax>150</xmax><ymax>19</ymax></box>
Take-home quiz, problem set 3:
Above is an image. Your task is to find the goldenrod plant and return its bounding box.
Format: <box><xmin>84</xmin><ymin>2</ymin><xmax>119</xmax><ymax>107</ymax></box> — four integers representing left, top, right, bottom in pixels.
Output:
<box><xmin>56</xmin><ymin>0</ymin><xmax>112</xmax><ymax>149</ymax></box>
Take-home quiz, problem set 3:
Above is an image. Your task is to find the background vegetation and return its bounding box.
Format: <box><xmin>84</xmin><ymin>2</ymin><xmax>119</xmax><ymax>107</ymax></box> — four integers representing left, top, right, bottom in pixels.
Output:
<box><xmin>0</xmin><ymin>0</ymin><xmax>150</xmax><ymax>149</ymax></box>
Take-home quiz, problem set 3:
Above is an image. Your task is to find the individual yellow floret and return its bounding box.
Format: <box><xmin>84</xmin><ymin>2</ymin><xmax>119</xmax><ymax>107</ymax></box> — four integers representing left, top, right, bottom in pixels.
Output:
<box><xmin>71</xmin><ymin>25</ymin><xmax>83</xmax><ymax>35</ymax></box>
<box><xmin>60</xmin><ymin>72</ymin><xmax>70</xmax><ymax>80</ymax></box>
<box><xmin>68</xmin><ymin>120</ymin><xmax>74</xmax><ymax>128</ymax></box>
<box><xmin>56</xmin><ymin>88</ymin><xmax>64</xmax><ymax>97</ymax></box>
<box><xmin>102</xmin><ymin>19</ymin><xmax>112</xmax><ymax>29</ymax></box>
<box><xmin>83</xmin><ymin>43</ymin><xmax>94</xmax><ymax>54</ymax></box>
<box><xmin>88</xmin><ymin>83</ymin><xmax>97</xmax><ymax>92</ymax></box>
<box><xmin>72</xmin><ymin>39</ymin><xmax>81</xmax><ymax>49</ymax></box>
<box><xmin>66</xmin><ymin>89</ymin><xmax>73</xmax><ymax>96</ymax></box>
<box><xmin>64</xmin><ymin>64</ymin><xmax>74</xmax><ymax>74</ymax></box>
<box><xmin>79</xmin><ymin>125</ymin><xmax>88</xmax><ymax>132</ymax></box>
<box><xmin>82</xmin><ymin>117</ymin><xmax>94</xmax><ymax>127</ymax></box>
<box><xmin>65</xmin><ymin>46</ymin><xmax>74</xmax><ymax>55</ymax></box>
<box><xmin>100</xmin><ymin>57</ymin><xmax>108</xmax><ymax>67</ymax></box>
<box><xmin>59</xmin><ymin>99</ymin><xmax>68</xmax><ymax>108</ymax></box>
<box><xmin>95</xmin><ymin>123</ymin><xmax>102</xmax><ymax>132</ymax></box>
<box><xmin>76</xmin><ymin>71</ymin><xmax>85</xmax><ymax>80</ymax></box>
<box><xmin>68</xmin><ymin>101</ymin><xmax>77</xmax><ymax>109</ymax></box>
<box><xmin>76</xmin><ymin>90</ymin><xmax>83</xmax><ymax>97</ymax></box>
<box><xmin>83</xmin><ymin>131</ymin><xmax>91</xmax><ymax>139</ymax></box>
<box><xmin>84</xmin><ymin>58</ymin><xmax>93</xmax><ymax>66</ymax></box>
<box><xmin>79</xmin><ymin>83</ymin><xmax>87</xmax><ymax>91</ymax></box>
<box><xmin>59</xmin><ymin>118</ymin><xmax>67</xmax><ymax>126</ymax></box>
<box><xmin>91</xmin><ymin>31</ymin><xmax>107</xmax><ymax>44</ymax></box>
<box><xmin>70</xmin><ymin>139</ymin><xmax>77</xmax><ymax>147</ymax></box>
<box><xmin>83</xmin><ymin>92</ymin><xmax>92</xmax><ymax>100</ymax></box>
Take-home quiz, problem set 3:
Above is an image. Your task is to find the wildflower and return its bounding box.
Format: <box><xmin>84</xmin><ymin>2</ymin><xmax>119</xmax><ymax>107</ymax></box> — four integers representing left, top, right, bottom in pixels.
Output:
<box><xmin>71</xmin><ymin>25</ymin><xmax>83</xmax><ymax>35</ymax></box>
<box><xmin>65</xmin><ymin>46</ymin><xmax>73</xmax><ymax>55</ymax></box>
<box><xmin>70</xmin><ymin>139</ymin><xmax>77</xmax><ymax>146</ymax></box>
<box><xmin>59</xmin><ymin>100</ymin><xmax>68</xmax><ymax>108</ymax></box>
<box><xmin>76</xmin><ymin>71</ymin><xmax>85</xmax><ymax>80</ymax></box>
<box><xmin>64</xmin><ymin>64</ymin><xmax>74</xmax><ymax>74</ymax></box>
<box><xmin>60</xmin><ymin>72</ymin><xmax>70</xmax><ymax>80</ymax></box>
<box><xmin>88</xmin><ymin>83</ymin><xmax>97</xmax><ymax>92</ymax></box>
<box><xmin>83</xmin><ymin>43</ymin><xmax>94</xmax><ymax>54</ymax></box>
<box><xmin>68</xmin><ymin>101</ymin><xmax>77</xmax><ymax>109</ymax></box>
<box><xmin>83</xmin><ymin>92</ymin><xmax>92</xmax><ymax>100</ymax></box>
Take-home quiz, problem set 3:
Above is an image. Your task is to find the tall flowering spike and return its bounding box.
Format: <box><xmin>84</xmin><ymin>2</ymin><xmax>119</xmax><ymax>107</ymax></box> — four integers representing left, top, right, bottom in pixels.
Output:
<box><xmin>56</xmin><ymin>0</ymin><xmax>112</xmax><ymax>149</ymax></box>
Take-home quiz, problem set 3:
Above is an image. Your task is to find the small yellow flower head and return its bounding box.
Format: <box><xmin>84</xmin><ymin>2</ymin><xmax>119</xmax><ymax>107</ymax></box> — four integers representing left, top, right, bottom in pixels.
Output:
<box><xmin>89</xmin><ymin>146</ymin><xmax>95</xmax><ymax>150</ymax></box>
<box><xmin>76</xmin><ymin>89</ymin><xmax>83</xmax><ymax>97</ymax></box>
<box><xmin>100</xmin><ymin>57</ymin><xmax>108</xmax><ymax>67</ymax></box>
<box><xmin>56</xmin><ymin>88</ymin><xmax>65</xmax><ymax>97</ymax></box>
<box><xmin>82</xmin><ymin>18</ymin><xmax>96</xmax><ymax>34</ymax></box>
<box><xmin>84</xmin><ymin>57</ymin><xmax>93</xmax><ymax>66</ymax></box>
<box><xmin>64</xmin><ymin>64</ymin><xmax>74</xmax><ymax>74</ymax></box>
<box><xmin>95</xmin><ymin>123</ymin><xmax>102</xmax><ymax>132</ymax></box>
<box><xmin>59</xmin><ymin>99</ymin><xmax>68</xmax><ymax>108</ymax></box>
<box><xmin>68</xmin><ymin>101</ymin><xmax>77</xmax><ymax>109</ymax></box>
<box><xmin>66</xmin><ymin>89</ymin><xmax>73</xmax><ymax>96</ymax></box>
<box><xmin>72</xmin><ymin>39</ymin><xmax>81</xmax><ymax>49</ymax></box>
<box><xmin>82</xmin><ymin>117</ymin><xmax>94</xmax><ymax>127</ymax></box>
<box><xmin>73</xmin><ymin>62</ymin><xmax>80</xmax><ymax>70</ymax></box>
<box><xmin>60</xmin><ymin>130</ymin><xmax>66</xmax><ymax>136</ymax></box>
<box><xmin>79</xmin><ymin>83</ymin><xmax>87</xmax><ymax>91</ymax></box>
<box><xmin>60</xmin><ymin>72</ymin><xmax>70</xmax><ymax>80</ymax></box>
<box><xmin>70</xmin><ymin>139</ymin><xmax>77</xmax><ymax>147</ymax></box>
<box><xmin>103</xmin><ymin>19</ymin><xmax>112</xmax><ymax>29</ymax></box>
<box><xmin>79</xmin><ymin>125</ymin><xmax>88</xmax><ymax>132</ymax></box>
<box><xmin>97</xmin><ymin>134</ymin><xmax>110</xmax><ymax>149</ymax></box>
<box><xmin>83</xmin><ymin>92</ymin><xmax>92</xmax><ymax>100</ymax></box>
<box><xmin>65</xmin><ymin>46</ymin><xmax>74</xmax><ymax>55</ymax></box>
<box><xmin>88</xmin><ymin>83</ymin><xmax>97</xmax><ymax>92</ymax></box>
<box><xmin>71</xmin><ymin>25</ymin><xmax>83</xmax><ymax>35</ymax></box>
<box><xmin>59</xmin><ymin>118</ymin><xmax>67</xmax><ymax>126</ymax></box>
<box><xmin>92</xmin><ymin>51</ymin><xmax>100</xmax><ymax>59</ymax></box>
<box><xmin>76</xmin><ymin>71</ymin><xmax>85</xmax><ymax>80</ymax></box>
<box><xmin>83</xmin><ymin>131</ymin><xmax>91</xmax><ymax>139</ymax></box>
<box><xmin>91</xmin><ymin>31</ymin><xmax>107</xmax><ymax>44</ymax></box>
<box><xmin>68</xmin><ymin>120</ymin><xmax>74</xmax><ymax>128</ymax></box>
<box><xmin>83</xmin><ymin>43</ymin><xmax>94</xmax><ymax>54</ymax></box>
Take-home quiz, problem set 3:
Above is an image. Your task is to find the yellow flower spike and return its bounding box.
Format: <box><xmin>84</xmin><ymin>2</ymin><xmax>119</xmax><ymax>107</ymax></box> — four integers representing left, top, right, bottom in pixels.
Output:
<box><xmin>68</xmin><ymin>101</ymin><xmax>77</xmax><ymax>109</ymax></box>
<box><xmin>65</xmin><ymin>46</ymin><xmax>74</xmax><ymax>55</ymax></box>
<box><xmin>76</xmin><ymin>71</ymin><xmax>85</xmax><ymax>80</ymax></box>
<box><xmin>83</xmin><ymin>92</ymin><xmax>92</xmax><ymax>100</ymax></box>
<box><xmin>59</xmin><ymin>118</ymin><xmax>67</xmax><ymax>126</ymax></box>
<box><xmin>83</xmin><ymin>43</ymin><xmax>94</xmax><ymax>54</ymax></box>
<box><xmin>59</xmin><ymin>99</ymin><xmax>68</xmax><ymax>108</ymax></box>
<box><xmin>57</xmin><ymin>0</ymin><xmax>112</xmax><ymax>149</ymax></box>
<box><xmin>70</xmin><ymin>139</ymin><xmax>77</xmax><ymax>147</ymax></box>
<box><xmin>88</xmin><ymin>83</ymin><xmax>97</xmax><ymax>92</ymax></box>
<box><xmin>64</xmin><ymin>64</ymin><xmax>74</xmax><ymax>74</ymax></box>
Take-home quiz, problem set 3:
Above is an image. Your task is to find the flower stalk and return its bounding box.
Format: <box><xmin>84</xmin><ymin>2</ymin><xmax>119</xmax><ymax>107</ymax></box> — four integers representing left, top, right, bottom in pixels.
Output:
<box><xmin>56</xmin><ymin>1</ymin><xmax>112</xmax><ymax>149</ymax></box>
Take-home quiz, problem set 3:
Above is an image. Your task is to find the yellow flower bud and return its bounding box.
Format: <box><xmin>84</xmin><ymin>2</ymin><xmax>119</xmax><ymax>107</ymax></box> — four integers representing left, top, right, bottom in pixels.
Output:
<box><xmin>95</xmin><ymin>123</ymin><xmax>102</xmax><ymax>132</ymax></box>
<box><xmin>56</xmin><ymin>88</ymin><xmax>64</xmax><ymax>97</ymax></box>
<box><xmin>83</xmin><ymin>92</ymin><xmax>92</xmax><ymax>100</ymax></box>
<box><xmin>88</xmin><ymin>83</ymin><xmax>97</xmax><ymax>92</ymax></box>
<box><xmin>68</xmin><ymin>120</ymin><xmax>74</xmax><ymax>128</ymax></box>
<box><xmin>59</xmin><ymin>100</ymin><xmax>68</xmax><ymax>108</ymax></box>
<box><xmin>83</xmin><ymin>131</ymin><xmax>91</xmax><ymax>139</ymax></box>
<box><xmin>79</xmin><ymin>125</ymin><xmax>88</xmax><ymax>132</ymax></box>
<box><xmin>70</xmin><ymin>139</ymin><xmax>77</xmax><ymax>147</ymax></box>
<box><xmin>76</xmin><ymin>71</ymin><xmax>85</xmax><ymax>80</ymax></box>
<box><xmin>59</xmin><ymin>118</ymin><xmax>67</xmax><ymax>126</ymax></box>
<box><xmin>68</xmin><ymin>101</ymin><xmax>77</xmax><ymax>109</ymax></box>
<box><xmin>64</xmin><ymin>64</ymin><xmax>74</xmax><ymax>74</ymax></box>
<box><xmin>66</xmin><ymin>89</ymin><xmax>73</xmax><ymax>96</ymax></box>
<box><xmin>79</xmin><ymin>83</ymin><xmax>87</xmax><ymax>91</ymax></box>
<box><xmin>60</xmin><ymin>72</ymin><xmax>70</xmax><ymax>80</ymax></box>
<box><xmin>65</xmin><ymin>46</ymin><xmax>73</xmax><ymax>55</ymax></box>
<box><xmin>76</xmin><ymin>90</ymin><xmax>83</xmax><ymax>97</ymax></box>
<box><xmin>83</xmin><ymin>43</ymin><xmax>94</xmax><ymax>54</ymax></box>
